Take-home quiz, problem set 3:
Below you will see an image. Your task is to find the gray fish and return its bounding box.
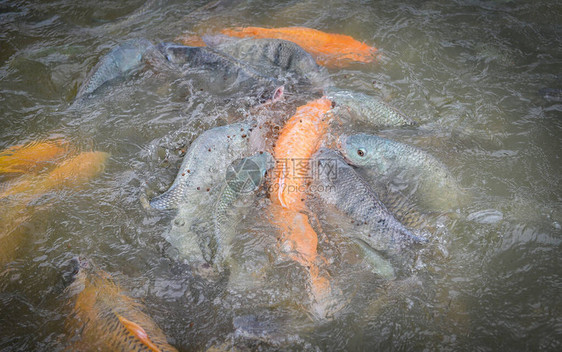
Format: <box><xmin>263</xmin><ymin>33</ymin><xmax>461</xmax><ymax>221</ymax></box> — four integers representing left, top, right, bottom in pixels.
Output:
<box><xmin>339</xmin><ymin>133</ymin><xmax>463</xmax><ymax>211</ymax></box>
<box><xmin>157</xmin><ymin>43</ymin><xmax>284</xmax><ymax>105</ymax></box>
<box><xmin>150</xmin><ymin>122</ymin><xmax>254</xmax><ymax>210</ymax></box>
<box><xmin>213</xmin><ymin>152</ymin><xmax>273</xmax><ymax>268</ymax></box>
<box><xmin>203</xmin><ymin>36</ymin><xmax>330</xmax><ymax>88</ymax></box>
<box><xmin>325</xmin><ymin>88</ymin><xmax>415</xmax><ymax>128</ymax></box>
<box><xmin>311</xmin><ymin>148</ymin><xmax>425</xmax><ymax>253</ymax></box>
<box><xmin>75</xmin><ymin>38</ymin><xmax>154</xmax><ymax>100</ymax></box>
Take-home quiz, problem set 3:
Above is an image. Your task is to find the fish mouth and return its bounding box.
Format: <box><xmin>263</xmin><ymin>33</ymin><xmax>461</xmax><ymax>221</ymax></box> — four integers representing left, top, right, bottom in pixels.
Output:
<box><xmin>255</xmin><ymin>85</ymin><xmax>284</xmax><ymax>108</ymax></box>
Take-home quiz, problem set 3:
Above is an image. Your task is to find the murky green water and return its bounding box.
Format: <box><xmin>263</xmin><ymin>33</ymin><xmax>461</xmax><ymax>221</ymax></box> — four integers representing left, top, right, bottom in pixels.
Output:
<box><xmin>1</xmin><ymin>0</ymin><xmax>561</xmax><ymax>350</ymax></box>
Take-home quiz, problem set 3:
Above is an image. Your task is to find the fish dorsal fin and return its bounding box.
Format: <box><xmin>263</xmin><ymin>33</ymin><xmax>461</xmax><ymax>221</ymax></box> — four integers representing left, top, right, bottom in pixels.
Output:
<box><xmin>117</xmin><ymin>315</ymin><xmax>162</xmax><ymax>352</ymax></box>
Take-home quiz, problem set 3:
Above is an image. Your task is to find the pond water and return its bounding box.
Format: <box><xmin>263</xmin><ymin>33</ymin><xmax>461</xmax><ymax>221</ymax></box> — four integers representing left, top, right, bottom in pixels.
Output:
<box><xmin>0</xmin><ymin>0</ymin><xmax>561</xmax><ymax>350</ymax></box>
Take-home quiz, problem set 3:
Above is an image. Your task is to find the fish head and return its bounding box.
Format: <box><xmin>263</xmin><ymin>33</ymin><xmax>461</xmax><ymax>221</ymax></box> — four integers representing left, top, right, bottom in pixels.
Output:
<box><xmin>338</xmin><ymin>133</ymin><xmax>374</xmax><ymax>167</ymax></box>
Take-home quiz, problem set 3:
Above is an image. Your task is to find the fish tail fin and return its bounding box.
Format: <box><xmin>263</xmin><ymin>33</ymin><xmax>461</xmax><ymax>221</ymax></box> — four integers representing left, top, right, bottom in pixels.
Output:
<box><xmin>116</xmin><ymin>315</ymin><xmax>163</xmax><ymax>352</ymax></box>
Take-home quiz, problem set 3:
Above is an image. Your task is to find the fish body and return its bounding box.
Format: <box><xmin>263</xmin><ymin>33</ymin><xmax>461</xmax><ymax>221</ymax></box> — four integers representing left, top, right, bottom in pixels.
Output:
<box><xmin>157</xmin><ymin>43</ymin><xmax>284</xmax><ymax>104</ymax></box>
<box><xmin>339</xmin><ymin>134</ymin><xmax>463</xmax><ymax>210</ymax></box>
<box><xmin>149</xmin><ymin>123</ymin><xmax>253</xmax><ymax>210</ymax></box>
<box><xmin>76</xmin><ymin>38</ymin><xmax>154</xmax><ymax>100</ymax></box>
<box><xmin>272</xmin><ymin>98</ymin><xmax>332</xmax><ymax>211</ymax></box>
<box><xmin>203</xmin><ymin>36</ymin><xmax>330</xmax><ymax>88</ymax></box>
<box><xmin>65</xmin><ymin>259</ymin><xmax>178</xmax><ymax>351</ymax></box>
<box><xmin>325</xmin><ymin>88</ymin><xmax>415</xmax><ymax>128</ymax></box>
<box><xmin>0</xmin><ymin>151</ymin><xmax>107</xmax><ymax>266</ymax></box>
<box><xmin>213</xmin><ymin>152</ymin><xmax>273</xmax><ymax>268</ymax></box>
<box><xmin>0</xmin><ymin>139</ymin><xmax>70</xmax><ymax>175</ymax></box>
<box><xmin>268</xmin><ymin>98</ymin><xmax>334</xmax><ymax>317</ymax></box>
<box><xmin>219</xmin><ymin>26</ymin><xmax>377</xmax><ymax>68</ymax></box>
<box><xmin>0</xmin><ymin>151</ymin><xmax>109</xmax><ymax>204</ymax></box>
<box><xmin>311</xmin><ymin>148</ymin><xmax>424</xmax><ymax>252</ymax></box>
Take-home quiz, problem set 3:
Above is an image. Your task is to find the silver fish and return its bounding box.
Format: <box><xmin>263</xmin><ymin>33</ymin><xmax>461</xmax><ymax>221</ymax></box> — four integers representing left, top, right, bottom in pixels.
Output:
<box><xmin>310</xmin><ymin>148</ymin><xmax>425</xmax><ymax>253</ymax></box>
<box><xmin>204</xmin><ymin>35</ymin><xmax>330</xmax><ymax>88</ymax></box>
<box><xmin>150</xmin><ymin>123</ymin><xmax>256</xmax><ymax>266</ymax></box>
<box><xmin>325</xmin><ymin>88</ymin><xmax>415</xmax><ymax>128</ymax></box>
<box><xmin>75</xmin><ymin>38</ymin><xmax>154</xmax><ymax>100</ymax></box>
<box><xmin>157</xmin><ymin>43</ymin><xmax>284</xmax><ymax>105</ymax></box>
<box><xmin>339</xmin><ymin>133</ymin><xmax>463</xmax><ymax>211</ymax></box>
<box><xmin>150</xmin><ymin>122</ymin><xmax>254</xmax><ymax>210</ymax></box>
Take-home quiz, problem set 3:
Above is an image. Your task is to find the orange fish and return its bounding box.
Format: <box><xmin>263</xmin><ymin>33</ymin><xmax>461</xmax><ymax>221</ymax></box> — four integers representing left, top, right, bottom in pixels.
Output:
<box><xmin>219</xmin><ymin>26</ymin><xmax>377</xmax><ymax>68</ymax></box>
<box><xmin>0</xmin><ymin>151</ymin><xmax>108</xmax><ymax>266</ymax></box>
<box><xmin>268</xmin><ymin>98</ymin><xmax>333</xmax><ymax>315</ymax></box>
<box><xmin>0</xmin><ymin>151</ymin><xmax>109</xmax><ymax>203</ymax></box>
<box><xmin>0</xmin><ymin>139</ymin><xmax>70</xmax><ymax>175</ymax></box>
<box><xmin>65</xmin><ymin>260</ymin><xmax>178</xmax><ymax>351</ymax></box>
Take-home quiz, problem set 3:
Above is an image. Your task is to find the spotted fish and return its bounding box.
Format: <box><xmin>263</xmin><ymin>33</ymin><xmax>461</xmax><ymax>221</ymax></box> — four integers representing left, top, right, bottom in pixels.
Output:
<box><xmin>213</xmin><ymin>152</ymin><xmax>273</xmax><ymax>269</ymax></box>
<box><xmin>149</xmin><ymin>123</ymin><xmax>254</xmax><ymax>210</ymax></box>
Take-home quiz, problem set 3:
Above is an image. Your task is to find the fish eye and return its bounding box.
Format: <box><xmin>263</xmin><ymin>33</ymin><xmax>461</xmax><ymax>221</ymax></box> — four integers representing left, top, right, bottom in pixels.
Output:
<box><xmin>357</xmin><ymin>148</ymin><xmax>366</xmax><ymax>157</ymax></box>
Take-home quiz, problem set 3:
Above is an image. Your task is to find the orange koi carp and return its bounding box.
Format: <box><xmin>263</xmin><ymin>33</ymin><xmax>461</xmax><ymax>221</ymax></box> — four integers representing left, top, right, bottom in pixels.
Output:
<box><xmin>0</xmin><ymin>139</ymin><xmax>70</xmax><ymax>175</ymax></box>
<box><xmin>66</xmin><ymin>261</ymin><xmax>178</xmax><ymax>351</ymax></box>
<box><xmin>0</xmin><ymin>151</ymin><xmax>109</xmax><ymax>203</ymax></box>
<box><xmin>269</xmin><ymin>98</ymin><xmax>333</xmax><ymax>315</ymax></box>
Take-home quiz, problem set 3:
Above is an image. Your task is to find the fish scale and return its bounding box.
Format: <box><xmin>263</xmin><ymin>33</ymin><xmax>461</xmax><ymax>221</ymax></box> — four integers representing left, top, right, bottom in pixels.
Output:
<box><xmin>76</xmin><ymin>39</ymin><xmax>154</xmax><ymax>100</ymax></box>
<box><xmin>311</xmin><ymin>148</ymin><xmax>425</xmax><ymax>252</ymax></box>
<box><xmin>325</xmin><ymin>88</ymin><xmax>415</xmax><ymax>128</ymax></box>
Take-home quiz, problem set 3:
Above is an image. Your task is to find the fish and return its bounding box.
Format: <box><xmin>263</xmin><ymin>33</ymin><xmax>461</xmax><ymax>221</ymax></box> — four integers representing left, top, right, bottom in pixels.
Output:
<box><xmin>310</xmin><ymin>148</ymin><xmax>425</xmax><ymax>253</ymax></box>
<box><xmin>157</xmin><ymin>43</ymin><xmax>284</xmax><ymax>105</ymax></box>
<box><xmin>338</xmin><ymin>133</ymin><xmax>464</xmax><ymax>211</ymax></box>
<box><xmin>64</xmin><ymin>258</ymin><xmax>179</xmax><ymax>351</ymax></box>
<box><xmin>271</xmin><ymin>97</ymin><xmax>332</xmax><ymax>211</ymax></box>
<box><xmin>0</xmin><ymin>151</ymin><xmax>109</xmax><ymax>204</ymax></box>
<box><xmin>213</xmin><ymin>152</ymin><xmax>273</xmax><ymax>269</ymax></box>
<box><xmin>149</xmin><ymin>123</ymin><xmax>254</xmax><ymax>210</ymax></box>
<box><xmin>75</xmin><ymin>38</ymin><xmax>155</xmax><ymax>100</ymax></box>
<box><xmin>150</xmin><ymin>123</ymin><xmax>256</xmax><ymax>267</ymax></box>
<box><xmin>202</xmin><ymin>36</ymin><xmax>330</xmax><ymax>88</ymax></box>
<box><xmin>268</xmin><ymin>98</ymin><xmax>334</xmax><ymax>318</ymax></box>
<box><xmin>0</xmin><ymin>139</ymin><xmax>70</xmax><ymax>175</ymax></box>
<box><xmin>325</xmin><ymin>88</ymin><xmax>416</xmax><ymax>128</ymax></box>
<box><xmin>0</xmin><ymin>151</ymin><xmax>108</xmax><ymax>266</ymax></box>
<box><xmin>219</xmin><ymin>26</ymin><xmax>377</xmax><ymax>68</ymax></box>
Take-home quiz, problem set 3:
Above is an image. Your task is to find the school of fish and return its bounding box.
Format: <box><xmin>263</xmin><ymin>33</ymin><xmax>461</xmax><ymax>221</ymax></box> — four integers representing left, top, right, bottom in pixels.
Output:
<box><xmin>0</xmin><ymin>20</ymin><xmax>467</xmax><ymax>351</ymax></box>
